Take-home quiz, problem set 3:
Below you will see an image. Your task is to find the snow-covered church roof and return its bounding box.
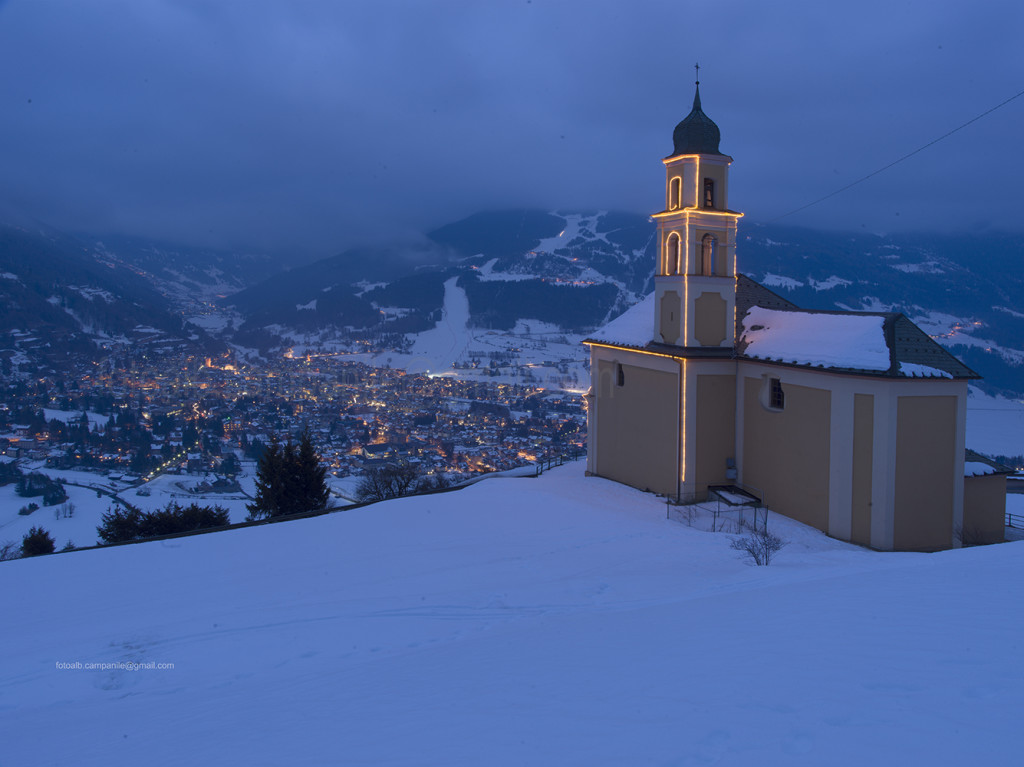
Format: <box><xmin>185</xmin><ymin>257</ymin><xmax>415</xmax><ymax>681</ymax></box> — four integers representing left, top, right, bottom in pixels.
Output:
<box><xmin>740</xmin><ymin>305</ymin><xmax>891</xmax><ymax>372</ymax></box>
<box><xmin>587</xmin><ymin>293</ymin><xmax>656</xmax><ymax>348</ymax></box>
<box><xmin>585</xmin><ymin>275</ymin><xmax>979</xmax><ymax>379</ymax></box>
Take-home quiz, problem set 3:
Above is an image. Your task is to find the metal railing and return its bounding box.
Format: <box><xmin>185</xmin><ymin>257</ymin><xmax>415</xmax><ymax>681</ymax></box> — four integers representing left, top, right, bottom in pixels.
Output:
<box><xmin>666</xmin><ymin>488</ymin><xmax>769</xmax><ymax>534</ymax></box>
<box><xmin>533</xmin><ymin>448</ymin><xmax>585</xmax><ymax>476</ymax></box>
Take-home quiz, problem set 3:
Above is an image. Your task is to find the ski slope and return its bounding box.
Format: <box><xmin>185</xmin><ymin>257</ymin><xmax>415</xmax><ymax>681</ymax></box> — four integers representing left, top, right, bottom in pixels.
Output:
<box><xmin>1</xmin><ymin>463</ymin><xmax>1022</xmax><ymax>765</ymax></box>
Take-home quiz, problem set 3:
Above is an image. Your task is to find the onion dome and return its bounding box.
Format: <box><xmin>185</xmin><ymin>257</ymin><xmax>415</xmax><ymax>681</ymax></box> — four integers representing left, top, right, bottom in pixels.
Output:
<box><xmin>671</xmin><ymin>82</ymin><xmax>724</xmax><ymax>156</ymax></box>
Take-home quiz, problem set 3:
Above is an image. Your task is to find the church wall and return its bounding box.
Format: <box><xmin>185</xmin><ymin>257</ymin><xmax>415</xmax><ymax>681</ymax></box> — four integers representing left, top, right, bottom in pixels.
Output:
<box><xmin>736</xmin><ymin>369</ymin><xmax>967</xmax><ymax>550</ymax></box>
<box><xmin>850</xmin><ymin>393</ymin><xmax>874</xmax><ymax>547</ymax></box>
<box><xmin>681</xmin><ymin>275</ymin><xmax>735</xmax><ymax>348</ymax></box>
<box><xmin>658</xmin><ymin>290</ymin><xmax>681</xmax><ymax>345</ymax></box>
<box><xmin>693</xmin><ymin>293</ymin><xmax>728</xmax><ymax>346</ymax></box>
<box><xmin>694</xmin><ymin>374</ymin><xmax>736</xmax><ymax>496</ymax></box>
<box><xmin>593</xmin><ymin>355</ymin><xmax>679</xmax><ymax>496</ymax></box>
<box><xmin>963</xmin><ymin>474</ymin><xmax>1007</xmax><ymax>545</ymax></box>
<box><xmin>893</xmin><ymin>395</ymin><xmax>957</xmax><ymax>551</ymax></box>
<box><xmin>742</xmin><ymin>376</ymin><xmax>831</xmax><ymax>531</ymax></box>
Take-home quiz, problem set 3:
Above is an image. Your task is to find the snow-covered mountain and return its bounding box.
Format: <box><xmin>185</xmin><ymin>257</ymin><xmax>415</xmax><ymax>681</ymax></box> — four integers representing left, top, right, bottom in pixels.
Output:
<box><xmin>213</xmin><ymin>210</ymin><xmax>655</xmax><ymax>388</ymax></box>
<box><xmin>8</xmin><ymin>212</ymin><xmax>1023</xmax><ymax>396</ymax></box>
<box><xmin>2</xmin><ymin>462</ymin><xmax>1021</xmax><ymax>765</ymax></box>
<box><xmin>80</xmin><ymin>233</ymin><xmax>283</xmax><ymax>311</ymax></box>
<box><xmin>224</xmin><ymin>209</ymin><xmax>654</xmax><ymax>337</ymax></box>
<box><xmin>0</xmin><ymin>224</ymin><xmax>222</xmax><ymax>375</ymax></box>
<box><xmin>215</xmin><ymin>212</ymin><xmax>1024</xmax><ymax>397</ymax></box>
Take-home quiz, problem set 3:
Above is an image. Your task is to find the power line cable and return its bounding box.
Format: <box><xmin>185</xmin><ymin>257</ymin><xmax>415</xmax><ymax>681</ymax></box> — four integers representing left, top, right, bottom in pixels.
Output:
<box><xmin>769</xmin><ymin>86</ymin><xmax>1024</xmax><ymax>223</ymax></box>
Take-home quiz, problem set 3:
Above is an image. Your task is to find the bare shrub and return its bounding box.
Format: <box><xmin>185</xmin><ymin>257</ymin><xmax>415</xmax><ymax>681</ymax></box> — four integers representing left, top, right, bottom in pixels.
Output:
<box><xmin>0</xmin><ymin>541</ymin><xmax>20</xmax><ymax>561</ymax></box>
<box><xmin>355</xmin><ymin>463</ymin><xmax>422</xmax><ymax>503</ymax></box>
<box><xmin>730</xmin><ymin>528</ymin><xmax>788</xmax><ymax>566</ymax></box>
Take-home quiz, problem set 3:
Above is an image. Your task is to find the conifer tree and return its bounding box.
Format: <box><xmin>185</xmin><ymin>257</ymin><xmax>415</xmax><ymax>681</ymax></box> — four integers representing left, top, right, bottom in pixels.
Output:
<box><xmin>280</xmin><ymin>439</ymin><xmax>299</xmax><ymax>511</ymax></box>
<box><xmin>246</xmin><ymin>438</ymin><xmax>285</xmax><ymax>520</ymax></box>
<box><xmin>246</xmin><ymin>434</ymin><xmax>329</xmax><ymax>520</ymax></box>
<box><xmin>21</xmin><ymin>526</ymin><xmax>55</xmax><ymax>557</ymax></box>
<box><xmin>294</xmin><ymin>430</ymin><xmax>330</xmax><ymax>513</ymax></box>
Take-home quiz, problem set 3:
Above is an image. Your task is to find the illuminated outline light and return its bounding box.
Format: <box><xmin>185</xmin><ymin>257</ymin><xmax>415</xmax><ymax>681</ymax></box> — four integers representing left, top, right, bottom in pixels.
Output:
<box><xmin>694</xmin><ymin>157</ymin><xmax>701</xmax><ymax>216</ymax></box>
<box><xmin>669</xmin><ymin>176</ymin><xmax>682</xmax><ymax>211</ymax></box>
<box><xmin>681</xmin><ymin>358</ymin><xmax>687</xmax><ymax>484</ymax></box>
<box><xmin>652</xmin><ymin>209</ymin><xmax>743</xmax><ymax>219</ymax></box>
<box><xmin>582</xmin><ymin>341</ymin><xmax>681</xmax><ymax>360</ymax></box>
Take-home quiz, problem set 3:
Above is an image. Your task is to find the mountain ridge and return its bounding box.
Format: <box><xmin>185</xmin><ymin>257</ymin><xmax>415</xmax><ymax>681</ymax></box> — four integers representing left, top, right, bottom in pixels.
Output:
<box><xmin>3</xmin><ymin>212</ymin><xmax>1022</xmax><ymax>396</ymax></box>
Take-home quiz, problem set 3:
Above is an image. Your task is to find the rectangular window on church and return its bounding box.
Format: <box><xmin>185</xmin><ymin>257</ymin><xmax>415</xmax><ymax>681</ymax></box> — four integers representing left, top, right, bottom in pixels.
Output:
<box><xmin>769</xmin><ymin>378</ymin><xmax>785</xmax><ymax>410</ymax></box>
<box><xmin>616</xmin><ymin>363</ymin><xmax>625</xmax><ymax>388</ymax></box>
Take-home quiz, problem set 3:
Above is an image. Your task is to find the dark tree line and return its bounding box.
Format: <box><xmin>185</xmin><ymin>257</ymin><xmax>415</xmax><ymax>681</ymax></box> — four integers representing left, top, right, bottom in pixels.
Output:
<box><xmin>246</xmin><ymin>432</ymin><xmax>330</xmax><ymax>520</ymax></box>
<box><xmin>98</xmin><ymin>502</ymin><xmax>231</xmax><ymax>543</ymax></box>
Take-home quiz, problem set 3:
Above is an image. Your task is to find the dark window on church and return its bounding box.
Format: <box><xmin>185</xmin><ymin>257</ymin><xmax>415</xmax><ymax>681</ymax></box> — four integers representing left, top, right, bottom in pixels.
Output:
<box><xmin>769</xmin><ymin>378</ymin><xmax>785</xmax><ymax>410</ymax></box>
<box><xmin>669</xmin><ymin>177</ymin><xmax>681</xmax><ymax>210</ymax></box>
<box><xmin>703</xmin><ymin>178</ymin><xmax>715</xmax><ymax>208</ymax></box>
<box><xmin>616</xmin><ymin>363</ymin><xmax>625</xmax><ymax>387</ymax></box>
<box><xmin>701</xmin><ymin>234</ymin><xmax>716</xmax><ymax>276</ymax></box>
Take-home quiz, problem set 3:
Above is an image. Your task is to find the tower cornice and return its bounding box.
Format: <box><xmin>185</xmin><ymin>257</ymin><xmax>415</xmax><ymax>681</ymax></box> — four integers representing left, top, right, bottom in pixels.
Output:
<box><xmin>663</xmin><ymin>153</ymin><xmax>733</xmax><ymax>165</ymax></box>
<box><xmin>652</xmin><ymin>208</ymin><xmax>743</xmax><ymax>220</ymax></box>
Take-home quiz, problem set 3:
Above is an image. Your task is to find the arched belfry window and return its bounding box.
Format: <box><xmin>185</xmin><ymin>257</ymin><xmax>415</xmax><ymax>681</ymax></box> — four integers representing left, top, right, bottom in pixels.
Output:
<box><xmin>703</xmin><ymin>178</ymin><xmax>715</xmax><ymax>208</ymax></box>
<box><xmin>701</xmin><ymin>234</ymin><xmax>717</xmax><ymax>276</ymax></box>
<box><xmin>665</xmin><ymin>232</ymin><xmax>681</xmax><ymax>275</ymax></box>
<box><xmin>669</xmin><ymin>177</ymin><xmax>681</xmax><ymax>210</ymax></box>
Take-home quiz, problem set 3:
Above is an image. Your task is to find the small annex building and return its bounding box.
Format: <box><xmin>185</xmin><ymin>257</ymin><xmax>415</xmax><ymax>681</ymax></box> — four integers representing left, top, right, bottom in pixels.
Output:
<box><xmin>584</xmin><ymin>81</ymin><xmax>1006</xmax><ymax>551</ymax></box>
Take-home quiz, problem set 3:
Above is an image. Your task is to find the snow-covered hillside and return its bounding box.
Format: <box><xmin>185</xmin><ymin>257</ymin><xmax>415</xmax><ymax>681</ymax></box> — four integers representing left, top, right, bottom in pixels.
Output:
<box><xmin>2</xmin><ymin>464</ymin><xmax>1021</xmax><ymax>765</ymax></box>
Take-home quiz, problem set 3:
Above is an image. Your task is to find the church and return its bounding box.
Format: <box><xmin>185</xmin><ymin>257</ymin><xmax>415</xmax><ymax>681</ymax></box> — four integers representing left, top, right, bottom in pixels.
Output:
<box><xmin>583</xmin><ymin>81</ymin><xmax>1007</xmax><ymax>552</ymax></box>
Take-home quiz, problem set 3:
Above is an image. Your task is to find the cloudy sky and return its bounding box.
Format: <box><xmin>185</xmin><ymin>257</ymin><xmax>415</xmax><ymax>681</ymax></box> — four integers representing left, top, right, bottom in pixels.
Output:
<box><xmin>0</xmin><ymin>0</ymin><xmax>1021</xmax><ymax>260</ymax></box>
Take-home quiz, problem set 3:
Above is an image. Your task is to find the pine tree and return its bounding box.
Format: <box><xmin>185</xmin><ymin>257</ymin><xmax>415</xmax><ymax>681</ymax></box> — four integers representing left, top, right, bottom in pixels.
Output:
<box><xmin>294</xmin><ymin>430</ymin><xmax>330</xmax><ymax>513</ymax></box>
<box><xmin>21</xmin><ymin>526</ymin><xmax>55</xmax><ymax>557</ymax></box>
<box><xmin>280</xmin><ymin>440</ymin><xmax>299</xmax><ymax>514</ymax></box>
<box><xmin>246</xmin><ymin>439</ymin><xmax>284</xmax><ymax>520</ymax></box>
<box><xmin>246</xmin><ymin>433</ymin><xmax>330</xmax><ymax>520</ymax></box>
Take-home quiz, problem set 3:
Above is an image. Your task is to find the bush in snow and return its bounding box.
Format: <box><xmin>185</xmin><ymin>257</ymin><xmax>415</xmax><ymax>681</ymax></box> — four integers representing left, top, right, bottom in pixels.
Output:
<box><xmin>355</xmin><ymin>462</ymin><xmax>422</xmax><ymax>503</ymax></box>
<box><xmin>730</xmin><ymin>527</ymin><xmax>787</xmax><ymax>566</ymax></box>
<box><xmin>98</xmin><ymin>502</ymin><xmax>231</xmax><ymax>543</ymax></box>
<box><xmin>0</xmin><ymin>540</ymin><xmax>21</xmax><ymax>561</ymax></box>
<box><xmin>141</xmin><ymin>503</ymin><xmax>230</xmax><ymax>537</ymax></box>
<box><xmin>97</xmin><ymin>504</ymin><xmax>145</xmax><ymax>543</ymax></box>
<box><xmin>21</xmin><ymin>526</ymin><xmax>55</xmax><ymax>557</ymax></box>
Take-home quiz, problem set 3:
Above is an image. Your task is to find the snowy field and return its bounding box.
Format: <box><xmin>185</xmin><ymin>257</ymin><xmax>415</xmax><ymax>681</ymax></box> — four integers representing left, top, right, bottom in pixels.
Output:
<box><xmin>0</xmin><ymin>463</ymin><xmax>364</xmax><ymax>549</ymax></box>
<box><xmin>2</xmin><ymin>384</ymin><xmax>1022</xmax><ymax>552</ymax></box>
<box><xmin>1</xmin><ymin>462</ymin><xmax>1022</xmax><ymax>766</ymax></box>
<box><xmin>967</xmin><ymin>386</ymin><xmax>1024</xmax><ymax>458</ymax></box>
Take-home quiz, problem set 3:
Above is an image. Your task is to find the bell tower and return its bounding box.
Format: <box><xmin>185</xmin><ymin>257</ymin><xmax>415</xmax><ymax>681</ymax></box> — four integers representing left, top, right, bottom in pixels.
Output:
<box><xmin>653</xmin><ymin>68</ymin><xmax>741</xmax><ymax>349</ymax></box>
